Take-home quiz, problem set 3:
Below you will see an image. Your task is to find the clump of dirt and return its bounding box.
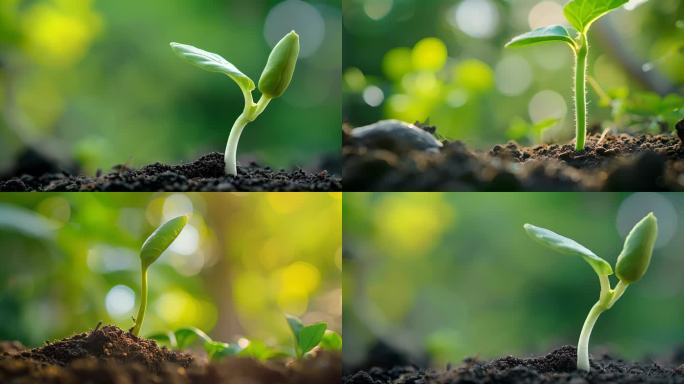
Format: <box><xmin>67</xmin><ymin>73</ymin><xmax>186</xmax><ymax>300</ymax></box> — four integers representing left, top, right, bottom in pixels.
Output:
<box><xmin>0</xmin><ymin>152</ymin><xmax>341</xmax><ymax>192</ymax></box>
<box><xmin>343</xmin><ymin>121</ymin><xmax>684</xmax><ymax>191</ymax></box>
<box><xmin>0</xmin><ymin>325</ymin><xmax>341</xmax><ymax>384</ymax></box>
<box><xmin>344</xmin><ymin>345</ymin><xmax>684</xmax><ymax>384</ymax></box>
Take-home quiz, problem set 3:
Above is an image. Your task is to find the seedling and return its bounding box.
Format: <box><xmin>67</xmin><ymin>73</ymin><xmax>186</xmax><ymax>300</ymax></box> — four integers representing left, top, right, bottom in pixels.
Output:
<box><xmin>506</xmin><ymin>0</ymin><xmax>630</xmax><ymax>152</ymax></box>
<box><xmin>524</xmin><ymin>212</ymin><xmax>657</xmax><ymax>371</ymax></box>
<box><xmin>131</xmin><ymin>216</ymin><xmax>188</xmax><ymax>336</ymax></box>
<box><xmin>170</xmin><ymin>31</ymin><xmax>300</xmax><ymax>176</ymax></box>
<box><xmin>149</xmin><ymin>315</ymin><xmax>341</xmax><ymax>361</ymax></box>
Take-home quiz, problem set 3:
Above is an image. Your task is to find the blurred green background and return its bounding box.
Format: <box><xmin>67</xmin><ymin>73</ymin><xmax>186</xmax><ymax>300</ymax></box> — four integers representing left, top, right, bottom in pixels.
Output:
<box><xmin>343</xmin><ymin>192</ymin><xmax>684</xmax><ymax>367</ymax></box>
<box><xmin>0</xmin><ymin>0</ymin><xmax>341</xmax><ymax>175</ymax></box>
<box><xmin>0</xmin><ymin>192</ymin><xmax>342</xmax><ymax>349</ymax></box>
<box><xmin>343</xmin><ymin>0</ymin><xmax>684</xmax><ymax>147</ymax></box>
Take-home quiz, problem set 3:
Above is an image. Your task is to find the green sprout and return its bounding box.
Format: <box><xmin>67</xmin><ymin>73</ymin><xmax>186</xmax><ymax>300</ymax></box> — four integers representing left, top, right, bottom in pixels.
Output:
<box><xmin>170</xmin><ymin>31</ymin><xmax>300</xmax><ymax>176</ymax></box>
<box><xmin>524</xmin><ymin>212</ymin><xmax>657</xmax><ymax>371</ymax></box>
<box><xmin>149</xmin><ymin>315</ymin><xmax>341</xmax><ymax>361</ymax></box>
<box><xmin>506</xmin><ymin>0</ymin><xmax>630</xmax><ymax>152</ymax></box>
<box><xmin>131</xmin><ymin>215</ymin><xmax>188</xmax><ymax>337</ymax></box>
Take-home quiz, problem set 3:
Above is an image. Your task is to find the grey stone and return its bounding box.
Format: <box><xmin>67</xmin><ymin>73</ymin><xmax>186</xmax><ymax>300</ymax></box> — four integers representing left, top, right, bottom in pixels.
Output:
<box><xmin>350</xmin><ymin>120</ymin><xmax>443</xmax><ymax>153</ymax></box>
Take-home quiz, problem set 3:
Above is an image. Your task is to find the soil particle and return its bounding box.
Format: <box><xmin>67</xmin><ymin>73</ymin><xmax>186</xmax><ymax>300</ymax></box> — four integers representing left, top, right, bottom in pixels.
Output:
<box><xmin>0</xmin><ymin>325</ymin><xmax>341</xmax><ymax>384</ymax></box>
<box><xmin>0</xmin><ymin>152</ymin><xmax>341</xmax><ymax>192</ymax></box>
<box><xmin>344</xmin><ymin>121</ymin><xmax>684</xmax><ymax>191</ymax></box>
<box><xmin>343</xmin><ymin>345</ymin><xmax>684</xmax><ymax>384</ymax></box>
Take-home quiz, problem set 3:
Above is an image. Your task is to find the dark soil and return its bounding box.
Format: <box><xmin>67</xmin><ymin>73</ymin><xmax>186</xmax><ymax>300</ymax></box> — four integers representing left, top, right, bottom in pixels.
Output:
<box><xmin>344</xmin><ymin>345</ymin><xmax>684</xmax><ymax>384</ymax></box>
<box><xmin>343</xmin><ymin>121</ymin><xmax>684</xmax><ymax>191</ymax></box>
<box><xmin>0</xmin><ymin>325</ymin><xmax>341</xmax><ymax>384</ymax></box>
<box><xmin>0</xmin><ymin>152</ymin><xmax>341</xmax><ymax>191</ymax></box>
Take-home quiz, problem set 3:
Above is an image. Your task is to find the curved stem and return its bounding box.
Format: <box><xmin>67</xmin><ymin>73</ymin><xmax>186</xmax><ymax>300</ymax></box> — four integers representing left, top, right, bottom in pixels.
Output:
<box><xmin>574</xmin><ymin>35</ymin><xmax>589</xmax><ymax>152</ymax></box>
<box><xmin>223</xmin><ymin>91</ymin><xmax>271</xmax><ymax>176</ymax></box>
<box><xmin>577</xmin><ymin>299</ymin><xmax>605</xmax><ymax>371</ymax></box>
<box><xmin>132</xmin><ymin>266</ymin><xmax>148</xmax><ymax>336</ymax></box>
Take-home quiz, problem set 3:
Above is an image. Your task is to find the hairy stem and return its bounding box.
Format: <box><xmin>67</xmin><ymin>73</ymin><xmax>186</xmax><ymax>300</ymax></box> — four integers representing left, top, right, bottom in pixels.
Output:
<box><xmin>574</xmin><ymin>35</ymin><xmax>588</xmax><ymax>152</ymax></box>
<box><xmin>223</xmin><ymin>92</ymin><xmax>271</xmax><ymax>176</ymax></box>
<box><xmin>132</xmin><ymin>267</ymin><xmax>148</xmax><ymax>336</ymax></box>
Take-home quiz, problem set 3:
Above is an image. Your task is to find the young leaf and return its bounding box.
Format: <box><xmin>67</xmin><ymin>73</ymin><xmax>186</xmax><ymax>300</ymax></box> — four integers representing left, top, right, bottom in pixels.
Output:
<box><xmin>174</xmin><ymin>327</ymin><xmax>212</xmax><ymax>349</ymax></box>
<box><xmin>505</xmin><ymin>25</ymin><xmax>575</xmax><ymax>48</ymax></box>
<box><xmin>297</xmin><ymin>323</ymin><xmax>327</xmax><ymax>357</ymax></box>
<box><xmin>238</xmin><ymin>339</ymin><xmax>286</xmax><ymax>361</ymax></box>
<box><xmin>563</xmin><ymin>0</ymin><xmax>629</xmax><ymax>34</ymax></box>
<box><xmin>286</xmin><ymin>314</ymin><xmax>304</xmax><ymax>338</ymax></box>
<box><xmin>147</xmin><ymin>331</ymin><xmax>178</xmax><ymax>349</ymax></box>
<box><xmin>140</xmin><ymin>216</ymin><xmax>188</xmax><ymax>268</ymax></box>
<box><xmin>616</xmin><ymin>213</ymin><xmax>658</xmax><ymax>283</ymax></box>
<box><xmin>204</xmin><ymin>340</ymin><xmax>241</xmax><ymax>360</ymax></box>
<box><xmin>523</xmin><ymin>224</ymin><xmax>613</xmax><ymax>275</ymax></box>
<box><xmin>170</xmin><ymin>42</ymin><xmax>255</xmax><ymax>91</ymax></box>
<box><xmin>319</xmin><ymin>330</ymin><xmax>342</xmax><ymax>351</ymax></box>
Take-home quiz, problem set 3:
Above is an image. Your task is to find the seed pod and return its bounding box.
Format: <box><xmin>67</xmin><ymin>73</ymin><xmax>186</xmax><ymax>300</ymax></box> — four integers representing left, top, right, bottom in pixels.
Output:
<box><xmin>258</xmin><ymin>31</ymin><xmax>300</xmax><ymax>98</ymax></box>
<box><xmin>616</xmin><ymin>213</ymin><xmax>658</xmax><ymax>283</ymax></box>
<box><xmin>140</xmin><ymin>216</ymin><xmax>188</xmax><ymax>268</ymax></box>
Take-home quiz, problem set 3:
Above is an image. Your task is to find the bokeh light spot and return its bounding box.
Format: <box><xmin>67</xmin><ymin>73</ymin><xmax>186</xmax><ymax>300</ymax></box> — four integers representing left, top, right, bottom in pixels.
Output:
<box><xmin>383</xmin><ymin>47</ymin><xmax>413</xmax><ymax>80</ymax></box>
<box><xmin>616</xmin><ymin>193</ymin><xmax>676</xmax><ymax>249</ymax></box>
<box><xmin>363</xmin><ymin>85</ymin><xmax>385</xmax><ymax>107</ymax></box>
<box><xmin>449</xmin><ymin>0</ymin><xmax>499</xmax><ymax>39</ymax></box>
<box><xmin>363</xmin><ymin>0</ymin><xmax>394</xmax><ymax>20</ymax></box>
<box><xmin>168</xmin><ymin>224</ymin><xmax>199</xmax><ymax>256</ymax></box>
<box><xmin>344</xmin><ymin>67</ymin><xmax>367</xmax><ymax>92</ymax></box>
<box><xmin>163</xmin><ymin>194</ymin><xmax>193</xmax><ymax>221</ymax></box>
<box><xmin>495</xmin><ymin>55</ymin><xmax>532</xmax><ymax>96</ymax></box>
<box><xmin>411</xmin><ymin>37</ymin><xmax>447</xmax><ymax>71</ymax></box>
<box><xmin>454</xmin><ymin>59</ymin><xmax>494</xmax><ymax>92</ymax></box>
<box><xmin>528</xmin><ymin>90</ymin><xmax>567</xmax><ymax>123</ymax></box>
<box><xmin>105</xmin><ymin>285</ymin><xmax>135</xmax><ymax>317</ymax></box>
<box><xmin>264</xmin><ymin>0</ymin><xmax>325</xmax><ymax>59</ymax></box>
<box><xmin>528</xmin><ymin>1</ymin><xmax>565</xmax><ymax>30</ymax></box>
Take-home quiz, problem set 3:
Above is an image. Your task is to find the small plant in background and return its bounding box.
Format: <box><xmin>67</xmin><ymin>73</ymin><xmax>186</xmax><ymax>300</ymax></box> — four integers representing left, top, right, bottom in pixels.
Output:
<box><xmin>170</xmin><ymin>31</ymin><xmax>300</xmax><ymax>176</ymax></box>
<box><xmin>131</xmin><ymin>216</ymin><xmax>188</xmax><ymax>337</ymax></box>
<box><xmin>149</xmin><ymin>315</ymin><xmax>342</xmax><ymax>361</ymax></box>
<box><xmin>506</xmin><ymin>0</ymin><xmax>631</xmax><ymax>152</ymax></box>
<box><xmin>524</xmin><ymin>212</ymin><xmax>658</xmax><ymax>371</ymax></box>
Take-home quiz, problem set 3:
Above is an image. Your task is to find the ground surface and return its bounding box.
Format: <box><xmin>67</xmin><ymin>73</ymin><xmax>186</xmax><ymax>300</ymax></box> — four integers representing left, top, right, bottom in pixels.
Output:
<box><xmin>0</xmin><ymin>325</ymin><xmax>341</xmax><ymax>384</ymax></box>
<box><xmin>0</xmin><ymin>152</ymin><xmax>341</xmax><ymax>192</ymax></box>
<box><xmin>344</xmin><ymin>345</ymin><xmax>684</xmax><ymax>384</ymax></box>
<box><xmin>343</xmin><ymin>121</ymin><xmax>684</xmax><ymax>191</ymax></box>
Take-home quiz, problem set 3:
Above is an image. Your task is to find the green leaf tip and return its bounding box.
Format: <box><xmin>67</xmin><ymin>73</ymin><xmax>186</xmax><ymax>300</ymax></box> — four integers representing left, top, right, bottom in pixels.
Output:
<box><xmin>563</xmin><ymin>0</ymin><xmax>629</xmax><ymax>34</ymax></box>
<box><xmin>505</xmin><ymin>25</ymin><xmax>575</xmax><ymax>48</ymax></box>
<box><xmin>258</xmin><ymin>30</ymin><xmax>300</xmax><ymax>98</ymax></box>
<box><xmin>170</xmin><ymin>42</ymin><xmax>255</xmax><ymax>91</ymax></box>
<box><xmin>523</xmin><ymin>223</ymin><xmax>613</xmax><ymax>276</ymax></box>
<box><xmin>286</xmin><ymin>314</ymin><xmax>327</xmax><ymax>358</ymax></box>
<box><xmin>616</xmin><ymin>212</ymin><xmax>658</xmax><ymax>283</ymax></box>
<box><xmin>140</xmin><ymin>215</ymin><xmax>188</xmax><ymax>268</ymax></box>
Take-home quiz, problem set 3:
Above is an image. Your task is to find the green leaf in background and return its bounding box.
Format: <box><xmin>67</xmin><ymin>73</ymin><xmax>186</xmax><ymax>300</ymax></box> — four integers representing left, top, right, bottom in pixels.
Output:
<box><xmin>297</xmin><ymin>323</ymin><xmax>327</xmax><ymax>357</ymax></box>
<box><xmin>616</xmin><ymin>213</ymin><xmax>658</xmax><ymax>283</ymax></box>
<box><xmin>139</xmin><ymin>216</ymin><xmax>188</xmax><ymax>268</ymax></box>
<box><xmin>170</xmin><ymin>42</ymin><xmax>255</xmax><ymax>91</ymax></box>
<box><xmin>563</xmin><ymin>0</ymin><xmax>629</xmax><ymax>33</ymax></box>
<box><xmin>286</xmin><ymin>314</ymin><xmax>303</xmax><ymax>337</ymax></box>
<box><xmin>319</xmin><ymin>330</ymin><xmax>342</xmax><ymax>351</ymax></box>
<box><xmin>505</xmin><ymin>25</ymin><xmax>576</xmax><ymax>48</ymax></box>
<box><xmin>238</xmin><ymin>339</ymin><xmax>288</xmax><ymax>361</ymax></box>
<box><xmin>147</xmin><ymin>331</ymin><xmax>178</xmax><ymax>348</ymax></box>
<box><xmin>523</xmin><ymin>224</ymin><xmax>613</xmax><ymax>275</ymax></box>
<box><xmin>175</xmin><ymin>327</ymin><xmax>212</xmax><ymax>349</ymax></box>
<box><xmin>204</xmin><ymin>340</ymin><xmax>241</xmax><ymax>360</ymax></box>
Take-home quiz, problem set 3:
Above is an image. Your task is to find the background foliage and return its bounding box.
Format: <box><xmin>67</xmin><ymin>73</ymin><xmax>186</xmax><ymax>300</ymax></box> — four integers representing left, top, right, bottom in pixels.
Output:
<box><xmin>0</xmin><ymin>0</ymin><xmax>341</xmax><ymax>175</ymax></box>
<box><xmin>343</xmin><ymin>0</ymin><xmax>684</xmax><ymax>147</ymax></box>
<box><xmin>344</xmin><ymin>192</ymin><xmax>684</xmax><ymax>366</ymax></box>
<box><xmin>0</xmin><ymin>192</ymin><xmax>342</xmax><ymax>349</ymax></box>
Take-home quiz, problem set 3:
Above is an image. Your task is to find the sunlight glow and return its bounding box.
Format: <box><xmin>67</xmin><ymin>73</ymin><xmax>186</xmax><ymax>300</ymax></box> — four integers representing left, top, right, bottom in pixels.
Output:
<box><xmin>105</xmin><ymin>285</ymin><xmax>135</xmax><ymax>317</ymax></box>
<box><xmin>449</xmin><ymin>0</ymin><xmax>499</xmax><ymax>39</ymax></box>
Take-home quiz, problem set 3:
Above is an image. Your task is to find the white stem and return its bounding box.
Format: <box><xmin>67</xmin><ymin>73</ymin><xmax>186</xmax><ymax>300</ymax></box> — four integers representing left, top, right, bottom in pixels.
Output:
<box><xmin>223</xmin><ymin>92</ymin><xmax>271</xmax><ymax>176</ymax></box>
<box><xmin>577</xmin><ymin>300</ymin><xmax>605</xmax><ymax>371</ymax></box>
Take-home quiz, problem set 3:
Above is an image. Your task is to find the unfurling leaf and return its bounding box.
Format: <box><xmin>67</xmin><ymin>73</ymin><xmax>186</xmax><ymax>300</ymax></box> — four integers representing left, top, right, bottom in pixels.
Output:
<box><xmin>563</xmin><ymin>0</ymin><xmax>629</xmax><ymax>33</ymax></box>
<box><xmin>505</xmin><ymin>25</ymin><xmax>576</xmax><ymax>48</ymax></box>
<box><xmin>170</xmin><ymin>42</ymin><xmax>255</xmax><ymax>91</ymax></box>
<box><xmin>140</xmin><ymin>216</ymin><xmax>188</xmax><ymax>268</ymax></box>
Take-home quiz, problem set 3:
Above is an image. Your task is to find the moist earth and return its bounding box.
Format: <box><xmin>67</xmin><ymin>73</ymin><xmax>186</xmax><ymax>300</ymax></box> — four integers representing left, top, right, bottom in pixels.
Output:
<box><xmin>0</xmin><ymin>325</ymin><xmax>341</xmax><ymax>384</ymax></box>
<box><xmin>343</xmin><ymin>120</ymin><xmax>684</xmax><ymax>191</ymax></box>
<box><xmin>0</xmin><ymin>152</ymin><xmax>341</xmax><ymax>192</ymax></box>
<box><xmin>344</xmin><ymin>345</ymin><xmax>684</xmax><ymax>384</ymax></box>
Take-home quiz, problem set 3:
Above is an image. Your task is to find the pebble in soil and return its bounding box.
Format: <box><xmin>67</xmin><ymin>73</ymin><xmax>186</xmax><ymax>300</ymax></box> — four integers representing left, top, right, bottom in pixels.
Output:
<box><xmin>0</xmin><ymin>152</ymin><xmax>341</xmax><ymax>192</ymax></box>
<box><xmin>343</xmin><ymin>345</ymin><xmax>684</xmax><ymax>384</ymax></box>
<box><xmin>343</xmin><ymin>120</ymin><xmax>684</xmax><ymax>191</ymax></box>
<box><xmin>0</xmin><ymin>325</ymin><xmax>341</xmax><ymax>384</ymax></box>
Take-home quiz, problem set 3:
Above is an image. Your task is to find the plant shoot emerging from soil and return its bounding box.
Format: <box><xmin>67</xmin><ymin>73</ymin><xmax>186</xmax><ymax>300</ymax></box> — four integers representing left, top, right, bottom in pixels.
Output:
<box><xmin>170</xmin><ymin>31</ymin><xmax>300</xmax><ymax>175</ymax></box>
<box><xmin>524</xmin><ymin>212</ymin><xmax>657</xmax><ymax>371</ymax></box>
<box><xmin>506</xmin><ymin>0</ymin><xmax>629</xmax><ymax>152</ymax></box>
<box><xmin>132</xmin><ymin>215</ymin><xmax>188</xmax><ymax>336</ymax></box>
